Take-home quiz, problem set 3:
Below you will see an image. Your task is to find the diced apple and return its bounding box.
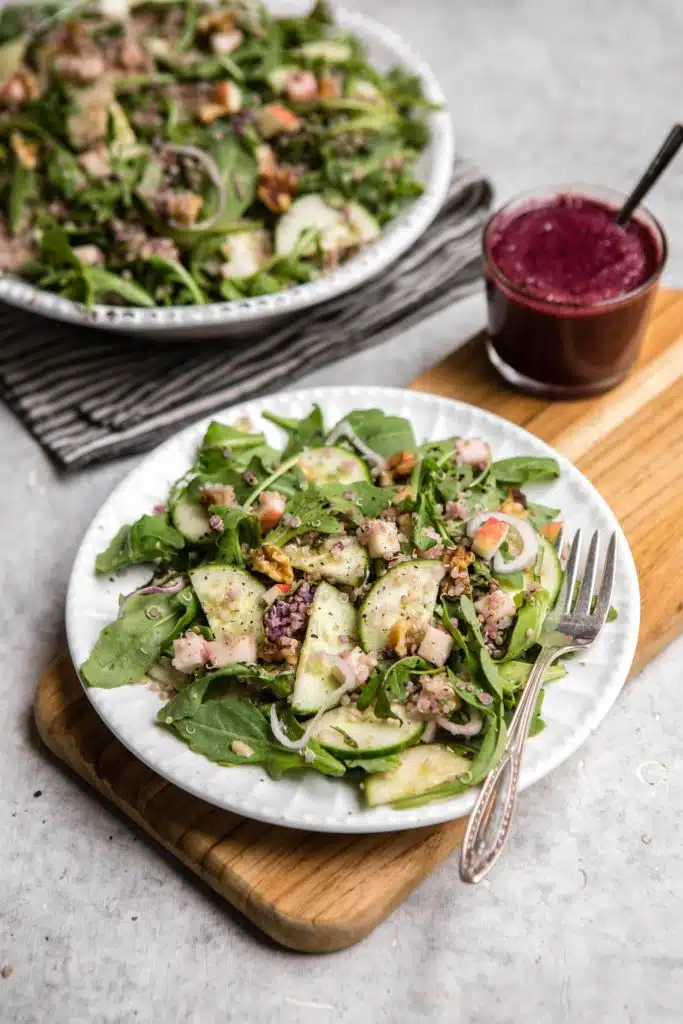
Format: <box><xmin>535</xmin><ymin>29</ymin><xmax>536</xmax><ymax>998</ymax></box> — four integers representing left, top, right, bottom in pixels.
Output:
<box><xmin>417</xmin><ymin>625</ymin><xmax>454</xmax><ymax>667</ymax></box>
<box><xmin>454</xmin><ymin>437</ymin><xmax>491</xmax><ymax>468</ymax></box>
<box><xmin>284</xmin><ymin>70</ymin><xmax>318</xmax><ymax>103</ymax></box>
<box><xmin>471</xmin><ymin>516</ymin><xmax>509</xmax><ymax>559</ymax></box>
<box><xmin>257</xmin><ymin>491</ymin><xmax>286</xmax><ymax>534</ymax></box>
<box><xmin>540</xmin><ymin>521</ymin><xmax>563</xmax><ymax>544</ymax></box>
<box><xmin>256</xmin><ymin>103</ymin><xmax>301</xmax><ymax>139</ymax></box>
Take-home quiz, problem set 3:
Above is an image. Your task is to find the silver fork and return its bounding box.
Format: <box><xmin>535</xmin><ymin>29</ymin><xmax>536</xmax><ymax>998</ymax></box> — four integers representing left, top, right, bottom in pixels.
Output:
<box><xmin>459</xmin><ymin>529</ymin><xmax>617</xmax><ymax>884</ymax></box>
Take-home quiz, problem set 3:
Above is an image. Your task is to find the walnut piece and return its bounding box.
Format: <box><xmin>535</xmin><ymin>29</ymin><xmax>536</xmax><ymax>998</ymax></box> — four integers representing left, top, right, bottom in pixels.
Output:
<box><xmin>257</xmin><ymin>166</ymin><xmax>298</xmax><ymax>213</ymax></box>
<box><xmin>387</xmin><ymin>617</ymin><xmax>423</xmax><ymax>658</ymax></box>
<box><xmin>250</xmin><ymin>543</ymin><xmax>294</xmax><ymax>584</ymax></box>
<box><xmin>230</xmin><ymin>740</ymin><xmax>254</xmax><ymax>758</ymax></box>
<box><xmin>441</xmin><ymin>545</ymin><xmax>475</xmax><ymax>599</ymax></box>
<box><xmin>197</xmin><ymin>9</ymin><xmax>236</xmax><ymax>33</ymax></box>
<box><xmin>10</xmin><ymin>131</ymin><xmax>38</xmax><ymax>169</ymax></box>
<box><xmin>500</xmin><ymin>488</ymin><xmax>528</xmax><ymax>518</ymax></box>
<box><xmin>386</xmin><ymin>449</ymin><xmax>417</xmax><ymax>478</ymax></box>
<box><xmin>166</xmin><ymin>192</ymin><xmax>203</xmax><ymax>227</ymax></box>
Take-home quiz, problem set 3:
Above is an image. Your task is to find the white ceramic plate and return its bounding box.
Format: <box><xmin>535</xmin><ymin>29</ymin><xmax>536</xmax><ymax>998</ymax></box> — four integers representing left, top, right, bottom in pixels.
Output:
<box><xmin>66</xmin><ymin>387</ymin><xmax>640</xmax><ymax>833</ymax></box>
<box><xmin>0</xmin><ymin>3</ymin><xmax>453</xmax><ymax>339</ymax></box>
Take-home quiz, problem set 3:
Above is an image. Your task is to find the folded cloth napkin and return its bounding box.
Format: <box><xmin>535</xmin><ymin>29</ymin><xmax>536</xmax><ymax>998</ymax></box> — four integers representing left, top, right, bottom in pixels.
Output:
<box><xmin>0</xmin><ymin>160</ymin><xmax>492</xmax><ymax>470</ymax></box>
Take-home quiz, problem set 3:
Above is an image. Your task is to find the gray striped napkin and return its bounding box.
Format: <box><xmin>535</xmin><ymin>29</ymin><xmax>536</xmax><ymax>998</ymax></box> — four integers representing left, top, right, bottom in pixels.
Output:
<box><xmin>0</xmin><ymin>160</ymin><xmax>491</xmax><ymax>470</ymax></box>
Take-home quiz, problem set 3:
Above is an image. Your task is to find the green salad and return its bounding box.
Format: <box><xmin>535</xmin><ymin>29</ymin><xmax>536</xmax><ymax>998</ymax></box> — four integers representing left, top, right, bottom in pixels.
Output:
<box><xmin>0</xmin><ymin>0</ymin><xmax>435</xmax><ymax>307</ymax></box>
<box><xmin>81</xmin><ymin>404</ymin><xmax>590</xmax><ymax>809</ymax></box>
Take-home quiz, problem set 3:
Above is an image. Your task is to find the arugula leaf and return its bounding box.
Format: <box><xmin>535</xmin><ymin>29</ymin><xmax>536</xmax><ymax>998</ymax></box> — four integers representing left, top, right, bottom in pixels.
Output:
<box><xmin>338</xmin><ymin>408</ymin><xmax>415</xmax><ymax>457</ymax></box>
<box><xmin>211</xmin><ymin>506</ymin><xmax>262</xmax><ymax>566</ymax></box>
<box><xmin>171</xmin><ymin>697</ymin><xmax>284</xmax><ymax>764</ymax></box>
<box><xmin>196</xmin><ymin>422</ymin><xmax>275</xmax><ymax>479</ymax></box>
<box><xmin>478</xmin><ymin>646</ymin><xmax>504</xmax><ymax>698</ymax></box>
<box><xmin>526</xmin><ymin>502</ymin><xmax>561</xmax><ymax>529</ymax></box>
<box><xmin>466</xmin><ymin>707</ymin><xmax>507</xmax><ymax>786</ymax></box>
<box><xmin>318</xmin><ymin>481</ymin><xmax>397</xmax><ymax>522</ymax></box>
<box><xmin>356</xmin><ymin>656</ymin><xmax>434</xmax><ymax>714</ymax></box>
<box><xmin>374</xmin><ymin>684</ymin><xmax>400</xmax><ymax>721</ymax></box>
<box><xmin>412</xmin><ymin>492</ymin><xmax>438</xmax><ymax>551</ymax></box>
<box><xmin>199</xmin><ymin>420</ymin><xmax>267</xmax><ymax>456</ymax></box>
<box><xmin>345</xmin><ymin>756</ymin><xmax>400</xmax><ymax>773</ymax></box>
<box><xmin>270</xmin><ymin>706</ymin><xmax>347</xmax><ymax>777</ymax></box>
<box><xmin>417</xmin><ymin>437</ymin><xmax>458</xmax><ymax>460</ymax></box>
<box><xmin>529</xmin><ymin>688</ymin><xmax>546</xmax><ymax>737</ymax></box>
<box><xmin>497</xmin><ymin>660</ymin><xmax>567</xmax><ymax>694</ymax></box>
<box><xmin>356</xmin><ymin>666</ymin><xmax>383</xmax><ymax>711</ymax></box>
<box><xmin>491</xmin><ymin>457</ymin><xmax>560</xmax><ymax>486</ymax></box>
<box><xmin>493</xmin><ymin>570</ymin><xmax>525</xmax><ymax>591</ymax></box>
<box><xmin>208</xmin><ymin>135</ymin><xmax>258</xmax><ymax>224</ymax></box>
<box><xmin>9</xmin><ymin>161</ymin><xmax>35</xmax><ymax>236</ymax></box>
<box><xmin>147</xmin><ymin>255</ymin><xmax>207</xmax><ymax>305</ymax></box>
<box><xmin>95</xmin><ymin>514</ymin><xmax>185</xmax><ymax>575</ymax></box>
<box><xmin>435</xmin><ymin>463</ymin><xmax>473</xmax><ymax>504</ymax></box>
<box><xmin>382</xmin><ymin>656</ymin><xmax>436</xmax><ymax>699</ymax></box>
<box><xmin>458</xmin><ymin>595</ymin><xmax>486</xmax><ymax>648</ymax></box>
<box><xmin>81</xmin><ymin>587</ymin><xmax>199</xmax><ymax>688</ymax></box>
<box><xmin>85</xmin><ymin>266</ymin><xmax>156</xmax><ymax>308</ymax></box>
<box><xmin>265</xmin><ymin>485</ymin><xmax>341</xmax><ymax>546</ymax></box>
<box><xmin>158</xmin><ymin>663</ymin><xmax>293</xmax><ymax>724</ymax></box>
<box><xmin>439</xmin><ymin>602</ymin><xmax>479</xmax><ymax>678</ymax></box>
<box><xmin>446</xmin><ymin>668</ymin><xmax>498</xmax><ymax>714</ymax></box>
<box><xmin>263</xmin><ymin>405</ymin><xmax>325</xmax><ymax>459</ymax></box>
<box><xmin>503</xmin><ymin>588</ymin><xmax>550</xmax><ymax>661</ymax></box>
<box><xmin>40</xmin><ymin>227</ymin><xmax>80</xmax><ymax>268</ymax></box>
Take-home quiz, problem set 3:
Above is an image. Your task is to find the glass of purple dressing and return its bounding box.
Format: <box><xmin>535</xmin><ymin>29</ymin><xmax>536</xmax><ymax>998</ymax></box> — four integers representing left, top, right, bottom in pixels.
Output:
<box><xmin>483</xmin><ymin>184</ymin><xmax>667</xmax><ymax>397</ymax></box>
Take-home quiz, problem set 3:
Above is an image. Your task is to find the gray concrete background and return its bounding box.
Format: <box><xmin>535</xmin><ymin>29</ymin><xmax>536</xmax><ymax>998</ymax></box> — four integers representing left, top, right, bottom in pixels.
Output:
<box><xmin>2</xmin><ymin>1</ymin><xmax>683</xmax><ymax>1022</ymax></box>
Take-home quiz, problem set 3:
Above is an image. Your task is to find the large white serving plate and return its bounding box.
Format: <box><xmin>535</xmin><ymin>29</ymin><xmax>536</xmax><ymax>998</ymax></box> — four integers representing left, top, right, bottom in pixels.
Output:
<box><xmin>66</xmin><ymin>387</ymin><xmax>640</xmax><ymax>833</ymax></box>
<box><xmin>0</xmin><ymin>2</ymin><xmax>453</xmax><ymax>338</ymax></box>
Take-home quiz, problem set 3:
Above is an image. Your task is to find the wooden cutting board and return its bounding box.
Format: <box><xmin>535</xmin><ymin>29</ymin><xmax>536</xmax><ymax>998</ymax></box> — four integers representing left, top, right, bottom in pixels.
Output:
<box><xmin>34</xmin><ymin>289</ymin><xmax>683</xmax><ymax>953</ymax></box>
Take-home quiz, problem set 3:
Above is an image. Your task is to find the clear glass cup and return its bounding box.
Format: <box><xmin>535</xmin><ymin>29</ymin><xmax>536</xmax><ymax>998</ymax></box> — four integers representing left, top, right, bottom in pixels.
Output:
<box><xmin>483</xmin><ymin>184</ymin><xmax>668</xmax><ymax>398</ymax></box>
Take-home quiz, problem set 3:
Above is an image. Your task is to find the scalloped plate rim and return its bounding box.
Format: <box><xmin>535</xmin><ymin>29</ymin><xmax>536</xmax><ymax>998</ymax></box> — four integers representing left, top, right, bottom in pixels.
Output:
<box><xmin>65</xmin><ymin>386</ymin><xmax>640</xmax><ymax>834</ymax></box>
<box><xmin>0</xmin><ymin>5</ymin><xmax>454</xmax><ymax>336</ymax></box>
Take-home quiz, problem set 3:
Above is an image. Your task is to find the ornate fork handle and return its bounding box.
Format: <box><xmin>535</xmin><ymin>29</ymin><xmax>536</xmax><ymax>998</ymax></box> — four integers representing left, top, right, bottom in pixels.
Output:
<box><xmin>459</xmin><ymin>645</ymin><xmax>570</xmax><ymax>884</ymax></box>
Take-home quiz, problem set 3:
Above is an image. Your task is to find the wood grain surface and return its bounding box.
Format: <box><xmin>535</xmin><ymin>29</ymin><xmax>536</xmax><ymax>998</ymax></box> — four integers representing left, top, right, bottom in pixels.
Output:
<box><xmin>34</xmin><ymin>289</ymin><xmax>683</xmax><ymax>952</ymax></box>
<box><xmin>414</xmin><ymin>288</ymin><xmax>683</xmax><ymax>673</ymax></box>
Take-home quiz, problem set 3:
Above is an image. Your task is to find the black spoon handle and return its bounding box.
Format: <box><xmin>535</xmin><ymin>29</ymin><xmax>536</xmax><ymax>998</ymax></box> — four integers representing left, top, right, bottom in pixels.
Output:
<box><xmin>616</xmin><ymin>124</ymin><xmax>683</xmax><ymax>226</ymax></box>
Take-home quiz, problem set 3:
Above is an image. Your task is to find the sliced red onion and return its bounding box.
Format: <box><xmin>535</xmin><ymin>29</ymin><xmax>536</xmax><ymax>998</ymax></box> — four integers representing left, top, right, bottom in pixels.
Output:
<box><xmin>466</xmin><ymin>511</ymin><xmax>539</xmax><ymax>573</ymax></box>
<box><xmin>325</xmin><ymin>420</ymin><xmax>387</xmax><ymax>478</ymax></box>
<box><xmin>161</xmin><ymin>144</ymin><xmax>227</xmax><ymax>233</ymax></box>
<box><xmin>421</xmin><ymin>720</ymin><xmax>437</xmax><ymax>743</ymax></box>
<box><xmin>270</xmin><ymin>659</ymin><xmax>358</xmax><ymax>752</ymax></box>
<box><xmin>117</xmin><ymin>575</ymin><xmax>185</xmax><ymax>618</ymax></box>
<box><xmin>436</xmin><ymin>709</ymin><xmax>483</xmax><ymax>738</ymax></box>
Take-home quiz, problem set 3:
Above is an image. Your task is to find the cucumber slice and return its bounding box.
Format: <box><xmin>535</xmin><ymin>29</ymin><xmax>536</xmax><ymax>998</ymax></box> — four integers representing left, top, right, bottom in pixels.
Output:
<box><xmin>358</xmin><ymin>559</ymin><xmax>445</xmax><ymax>653</ymax></box>
<box><xmin>344</xmin><ymin>201</ymin><xmax>380</xmax><ymax>244</ymax></box>
<box><xmin>497</xmin><ymin>660</ymin><xmax>567</xmax><ymax>692</ymax></box>
<box><xmin>171</xmin><ymin>490</ymin><xmax>211</xmax><ymax>543</ymax></box>
<box><xmin>494</xmin><ymin>532</ymin><xmax>563</xmax><ymax>605</ymax></box>
<box><xmin>295</xmin><ymin>40</ymin><xmax>352</xmax><ymax>63</ymax></box>
<box><xmin>189</xmin><ymin>565</ymin><xmax>265</xmax><ymax>644</ymax></box>
<box><xmin>275</xmin><ymin>195</ymin><xmax>379</xmax><ymax>257</ymax></box>
<box><xmin>291</xmin><ymin>581</ymin><xmax>357</xmax><ymax>714</ymax></box>
<box><xmin>297</xmin><ymin>446</ymin><xmax>370</xmax><ymax>485</ymax></box>
<box><xmin>275</xmin><ymin>194</ymin><xmax>348</xmax><ymax>257</ymax></box>
<box><xmin>365</xmin><ymin>744</ymin><xmax>471</xmax><ymax>807</ymax></box>
<box><xmin>347</xmin><ymin>77</ymin><xmax>382</xmax><ymax>103</ymax></box>
<box><xmin>266</xmin><ymin>64</ymin><xmax>299</xmax><ymax>92</ymax></box>
<box><xmin>284</xmin><ymin>535</ymin><xmax>369</xmax><ymax>587</ymax></box>
<box><xmin>221</xmin><ymin>229</ymin><xmax>270</xmax><ymax>280</ymax></box>
<box><xmin>311</xmin><ymin>702</ymin><xmax>423</xmax><ymax>758</ymax></box>
<box><xmin>537</xmin><ymin>534</ymin><xmax>563</xmax><ymax>605</ymax></box>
